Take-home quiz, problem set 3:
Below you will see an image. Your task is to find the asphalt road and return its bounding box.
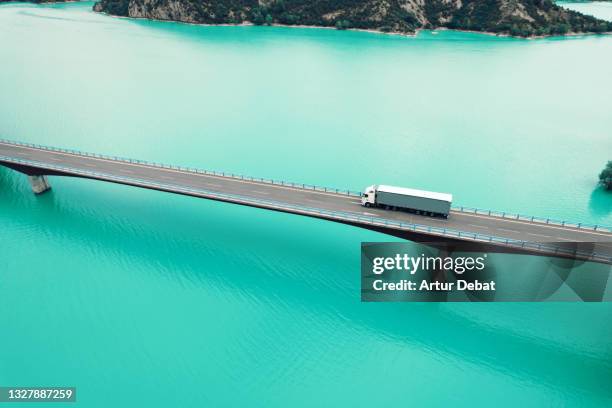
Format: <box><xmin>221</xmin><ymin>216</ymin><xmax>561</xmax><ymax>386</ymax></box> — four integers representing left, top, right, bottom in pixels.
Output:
<box><xmin>1</xmin><ymin>141</ymin><xmax>611</xmax><ymax>258</ymax></box>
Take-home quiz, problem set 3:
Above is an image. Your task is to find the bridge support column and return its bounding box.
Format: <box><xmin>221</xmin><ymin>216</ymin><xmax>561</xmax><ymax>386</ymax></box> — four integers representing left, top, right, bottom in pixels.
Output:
<box><xmin>28</xmin><ymin>175</ymin><xmax>51</xmax><ymax>194</ymax></box>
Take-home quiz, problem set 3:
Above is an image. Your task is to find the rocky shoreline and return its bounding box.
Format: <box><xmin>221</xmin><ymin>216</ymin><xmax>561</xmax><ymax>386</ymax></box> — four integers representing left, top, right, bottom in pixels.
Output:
<box><xmin>91</xmin><ymin>8</ymin><xmax>612</xmax><ymax>40</ymax></box>
<box><xmin>3</xmin><ymin>0</ymin><xmax>611</xmax><ymax>38</ymax></box>
<box><xmin>91</xmin><ymin>0</ymin><xmax>612</xmax><ymax>38</ymax></box>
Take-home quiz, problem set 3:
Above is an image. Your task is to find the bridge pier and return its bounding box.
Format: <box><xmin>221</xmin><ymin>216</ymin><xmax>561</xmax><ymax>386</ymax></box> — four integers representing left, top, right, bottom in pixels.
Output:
<box><xmin>28</xmin><ymin>175</ymin><xmax>51</xmax><ymax>194</ymax></box>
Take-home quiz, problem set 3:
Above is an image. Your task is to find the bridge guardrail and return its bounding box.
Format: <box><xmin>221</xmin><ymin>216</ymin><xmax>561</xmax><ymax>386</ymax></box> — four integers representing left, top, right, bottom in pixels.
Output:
<box><xmin>1</xmin><ymin>154</ymin><xmax>611</xmax><ymax>265</ymax></box>
<box><xmin>1</xmin><ymin>138</ymin><xmax>611</xmax><ymax>234</ymax></box>
<box><xmin>452</xmin><ymin>206</ymin><xmax>611</xmax><ymax>233</ymax></box>
<box><xmin>0</xmin><ymin>138</ymin><xmax>363</xmax><ymax>197</ymax></box>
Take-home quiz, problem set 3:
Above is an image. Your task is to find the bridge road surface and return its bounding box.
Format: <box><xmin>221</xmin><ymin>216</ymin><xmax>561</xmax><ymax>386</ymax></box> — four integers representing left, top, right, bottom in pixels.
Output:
<box><xmin>1</xmin><ymin>141</ymin><xmax>612</xmax><ymax>261</ymax></box>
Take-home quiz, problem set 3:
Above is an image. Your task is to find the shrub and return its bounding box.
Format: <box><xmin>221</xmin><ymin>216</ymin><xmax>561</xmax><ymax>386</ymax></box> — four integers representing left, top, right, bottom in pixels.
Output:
<box><xmin>599</xmin><ymin>161</ymin><xmax>612</xmax><ymax>190</ymax></box>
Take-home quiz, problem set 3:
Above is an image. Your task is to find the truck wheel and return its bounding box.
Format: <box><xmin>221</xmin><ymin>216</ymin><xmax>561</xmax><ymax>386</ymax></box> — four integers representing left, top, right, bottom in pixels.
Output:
<box><xmin>364</xmin><ymin>202</ymin><xmax>370</xmax><ymax>208</ymax></box>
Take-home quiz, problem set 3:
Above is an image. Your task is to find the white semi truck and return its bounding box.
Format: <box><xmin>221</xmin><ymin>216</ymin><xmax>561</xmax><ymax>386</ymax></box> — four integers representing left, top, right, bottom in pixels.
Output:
<box><xmin>361</xmin><ymin>185</ymin><xmax>452</xmax><ymax>218</ymax></box>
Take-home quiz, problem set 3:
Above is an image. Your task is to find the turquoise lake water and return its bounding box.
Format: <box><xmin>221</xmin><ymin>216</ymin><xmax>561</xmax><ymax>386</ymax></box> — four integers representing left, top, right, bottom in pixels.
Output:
<box><xmin>559</xmin><ymin>1</ymin><xmax>612</xmax><ymax>21</ymax></box>
<box><xmin>1</xmin><ymin>2</ymin><xmax>611</xmax><ymax>406</ymax></box>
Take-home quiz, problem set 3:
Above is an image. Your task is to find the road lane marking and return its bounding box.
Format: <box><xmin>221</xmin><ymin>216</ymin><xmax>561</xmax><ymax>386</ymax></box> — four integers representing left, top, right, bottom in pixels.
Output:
<box><xmin>251</xmin><ymin>190</ymin><xmax>269</xmax><ymax>195</ymax></box>
<box><xmin>468</xmin><ymin>224</ymin><xmax>489</xmax><ymax>229</ymax></box>
<box><xmin>527</xmin><ymin>232</ymin><xmax>552</xmax><ymax>239</ymax></box>
<box><xmin>498</xmin><ymin>228</ymin><xmax>519</xmax><ymax>233</ymax></box>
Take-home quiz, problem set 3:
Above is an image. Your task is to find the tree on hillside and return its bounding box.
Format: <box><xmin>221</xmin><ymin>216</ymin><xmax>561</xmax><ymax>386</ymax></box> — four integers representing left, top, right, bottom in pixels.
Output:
<box><xmin>335</xmin><ymin>20</ymin><xmax>351</xmax><ymax>30</ymax></box>
<box><xmin>252</xmin><ymin>8</ymin><xmax>265</xmax><ymax>25</ymax></box>
<box><xmin>599</xmin><ymin>161</ymin><xmax>612</xmax><ymax>190</ymax></box>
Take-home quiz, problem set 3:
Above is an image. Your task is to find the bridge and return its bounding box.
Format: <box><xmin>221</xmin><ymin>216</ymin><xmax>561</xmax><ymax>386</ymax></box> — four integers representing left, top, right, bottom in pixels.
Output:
<box><xmin>1</xmin><ymin>139</ymin><xmax>611</xmax><ymax>265</ymax></box>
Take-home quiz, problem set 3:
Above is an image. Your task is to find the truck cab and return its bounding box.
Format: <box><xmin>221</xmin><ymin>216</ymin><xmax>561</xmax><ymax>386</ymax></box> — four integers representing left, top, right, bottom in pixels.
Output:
<box><xmin>361</xmin><ymin>185</ymin><xmax>376</xmax><ymax>207</ymax></box>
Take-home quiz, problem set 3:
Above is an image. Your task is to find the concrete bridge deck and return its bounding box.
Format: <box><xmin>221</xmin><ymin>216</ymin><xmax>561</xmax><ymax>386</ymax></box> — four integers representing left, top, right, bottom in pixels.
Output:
<box><xmin>1</xmin><ymin>139</ymin><xmax>611</xmax><ymax>264</ymax></box>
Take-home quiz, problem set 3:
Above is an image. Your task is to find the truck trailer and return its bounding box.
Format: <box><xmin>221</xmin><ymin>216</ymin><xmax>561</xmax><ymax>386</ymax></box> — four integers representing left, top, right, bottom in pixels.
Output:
<box><xmin>361</xmin><ymin>185</ymin><xmax>452</xmax><ymax>218</ymax></box>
